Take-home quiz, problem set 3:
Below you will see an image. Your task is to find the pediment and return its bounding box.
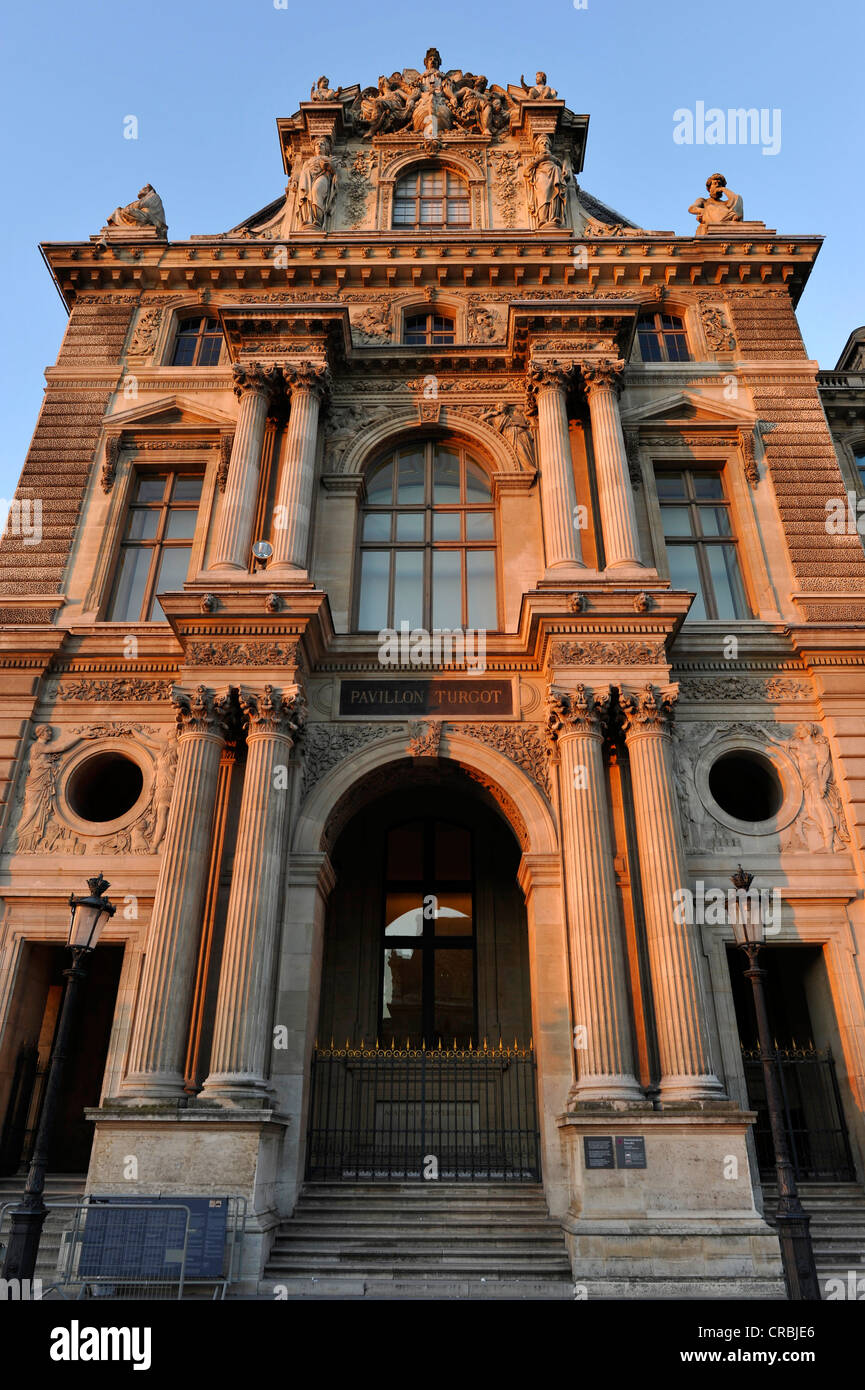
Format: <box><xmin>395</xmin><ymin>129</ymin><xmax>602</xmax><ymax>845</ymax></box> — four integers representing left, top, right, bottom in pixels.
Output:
<box><xmin>621</xmin><ymin>390</ymin><xmax>756</xmax><ymax>429</ymax></box>
<box><xmin>103</xmin><ymin>394</ymin><xmax>236</xmax><ymax>433</ymax></box>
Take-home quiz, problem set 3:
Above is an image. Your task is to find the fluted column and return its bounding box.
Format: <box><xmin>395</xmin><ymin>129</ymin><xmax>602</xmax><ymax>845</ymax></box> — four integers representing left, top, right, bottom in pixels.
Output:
<box><xmin>269</xmin><ymin>361</ymin><xmax>331</xmax><ymax>576</ymax></box>
<box><xmin>527</xmin><ymin>360</ymin><xmax>585</xmax><ymax>574</ymax></box>
<box><xmin>200</xmin><ymin>684</ymin><xmax>306</xmax><ymax>1103</ymax></box>
<box><xmin>547</xmin><ymin>685</ymin><xmax>643</xmax><ymax>1102</ymax></box>
<box><xmin>621</xmin><ymin>684</ymin><xmax>724</xmax><ymax>1101</ymax></box>
<box><xmin>209</xmin><ymin>363</ymin><xmax>279</xmax><ymax>572</ymax></box>
<box><xmin>121</xmin><ymin>686</ymin><xmax>231</xmax><ymax>1100</ymax></box>
<box><xmin>582</xmin><ymin>359</ymin><xmax>643</xmax><ymax>569</ymax></box>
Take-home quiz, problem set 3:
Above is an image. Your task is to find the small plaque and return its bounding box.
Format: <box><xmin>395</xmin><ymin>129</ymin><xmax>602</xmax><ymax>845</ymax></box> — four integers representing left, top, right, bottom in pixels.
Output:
<box><xmin>583</xmin><ymin>1136</ymin><xmax>615</xmax><ymax>1169</ymax></box>
<box><xmin>615</xmin><ymin>1136</ymin><xmax>647</xmax><ymax>1169</ymax></box>
<box><xmin>339</xmin><ymin>678</ymin><xmax>512</xmax><ymax>717</ymax></box>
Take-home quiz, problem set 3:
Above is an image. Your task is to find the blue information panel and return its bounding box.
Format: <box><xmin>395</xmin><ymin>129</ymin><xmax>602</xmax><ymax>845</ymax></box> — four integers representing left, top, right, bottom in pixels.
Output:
<box><xmin>81</xmin><ymin>1196</ymin><xmax>229</xmax><ymax>1279</ymax></box>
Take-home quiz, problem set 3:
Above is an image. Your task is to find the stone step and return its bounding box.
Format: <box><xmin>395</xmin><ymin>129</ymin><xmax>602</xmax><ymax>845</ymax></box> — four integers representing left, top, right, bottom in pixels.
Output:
<box><xmin>267</xmin><ymin>1256</ymin><xmax>573</xmax><ymax>1275</ymax></box>
<box><xmin>259</xmin><ymin>1275</ymin><xmax>576</xmax><ymax>1300</ymax></box>
<box><xmin>279</xmin><ymin>1221</ymin><xmax>562</xmax><ymax>1237</ymax></box>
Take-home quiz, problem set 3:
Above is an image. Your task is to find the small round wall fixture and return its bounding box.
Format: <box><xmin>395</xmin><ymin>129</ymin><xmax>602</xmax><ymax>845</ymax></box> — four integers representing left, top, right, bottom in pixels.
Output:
<box><xmin>66</xmin><ymin>751</ymin><xmax>144</xmax><ymax>824</ymax></box>
<box><xmin>252</xmin><ymin>539</ymin><xmax>273</xmax><ymax>571</ymax></box>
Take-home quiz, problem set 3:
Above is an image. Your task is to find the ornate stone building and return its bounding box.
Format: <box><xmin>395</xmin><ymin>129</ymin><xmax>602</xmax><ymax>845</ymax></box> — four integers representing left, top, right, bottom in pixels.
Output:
<box><xmin>1</xmin><ymin>52</ymin><xmax>864</xmax><ymax>1298</ymax></box>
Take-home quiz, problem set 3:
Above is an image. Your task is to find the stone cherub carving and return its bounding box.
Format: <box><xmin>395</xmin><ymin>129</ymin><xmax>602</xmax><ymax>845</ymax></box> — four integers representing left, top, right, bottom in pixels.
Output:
<box><xmin>104</xmin><ymin>184</ymin><xmax>167</xmax><ymax>238</ymax></box>
<box><xmin>525</xmin><ymin>134</ymin><xmax>571</xmax><ymax>228</ymax></box>
<box><xmin>294</xmin><ymin>137</ymin><xmax>338</xmax><ymax>230</ymax></box>
<box><xmin>310</xmin><ymin>75</ymin><xmax>343</xmax><ymax>102</ymax></box>
<box><xmin>688</xmin><ymin>173</ymin><xmax>743</xmax><ymax>235</ymax></box>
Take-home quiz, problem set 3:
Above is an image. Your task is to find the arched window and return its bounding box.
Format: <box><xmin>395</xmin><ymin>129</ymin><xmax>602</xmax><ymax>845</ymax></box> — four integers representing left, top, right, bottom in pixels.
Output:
<box><xmin>393</xmin><ymin>168</ymin><xmax>471</xmax><ymax>230</ymax></box>
<box><xmin>356</xmin><ymin>440</ymin><xmax>497</xmax><ymax>632</ymax></box>
<box><xmin>404</xmin><ymin>311</ymin><xmax>455</xmax><ymax>346</ymax></box>
<box><xmin>170</xmin><ymin>314</ymin><xmax>223</xmax><ymax>366</ymax></box>
<box><xmin>637</xmin><ymin>312</ymin><xmax>690</xmax><ymax>363</ymax></box>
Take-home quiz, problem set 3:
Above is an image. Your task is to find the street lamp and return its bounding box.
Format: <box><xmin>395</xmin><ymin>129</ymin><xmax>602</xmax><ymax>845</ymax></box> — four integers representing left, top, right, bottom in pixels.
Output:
<box><xmin>1</xmin><ymin>873</ymin><xmax>115</xmax><ymax>1284</ymax></box>
<box><xmin>729</xmin><ymin>864</ymin><xmax>821</xmax><ymax>1301</ymax></box>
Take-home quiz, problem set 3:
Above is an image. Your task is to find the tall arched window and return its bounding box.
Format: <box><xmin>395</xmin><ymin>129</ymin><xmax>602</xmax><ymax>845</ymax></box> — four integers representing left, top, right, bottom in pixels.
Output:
<box><xmin>170</xmin><ymin>314</ymin><xmax>224</xmax><ymax>366</ymax></box>
<box><xmin>356</xmin><ymin>441</ymin><xmax>497</xmax><ymax>631</ymax></box>
<box><xmin>393</xmin><ymin>168</ymin><xmax>470</xmax><ymax>230</ymax></box>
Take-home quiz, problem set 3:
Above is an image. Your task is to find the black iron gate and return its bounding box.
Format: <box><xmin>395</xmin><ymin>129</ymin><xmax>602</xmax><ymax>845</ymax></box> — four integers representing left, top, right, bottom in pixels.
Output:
<box><xmin>742</xmin><ymin>1044</ymin><xmax>856</xmax><ymax>1181</ymax></box>
<box><xmin>306</xmin><ymin>1042</ymin><xmax>540</xmax><ymax>1181</ymax></box>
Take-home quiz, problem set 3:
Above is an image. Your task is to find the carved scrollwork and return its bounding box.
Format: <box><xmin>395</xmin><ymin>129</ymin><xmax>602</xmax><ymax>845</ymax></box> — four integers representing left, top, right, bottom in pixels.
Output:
<box><xmin>240</xmin><ymin>684</ymin><xmax>306</xmax><ymax>742</ymax></box>
<box><xmin>620</xmin><ymin>683</ymin><xmax>677</xmax><ymax>737</ymax></box>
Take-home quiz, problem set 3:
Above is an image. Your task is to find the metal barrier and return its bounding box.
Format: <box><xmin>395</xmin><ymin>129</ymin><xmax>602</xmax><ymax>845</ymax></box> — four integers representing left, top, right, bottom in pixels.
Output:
<box><xmin>741</xmin><ymin>1044</ymin><xmax>857</xmax><ymax>1182</ymax></box>
<box><xmin>306</xmin><ymin>1041</ymin><xmax>541</xmax><ymax>1181</ymax></box>
<box><xmin>0</xmin><ymin>1194</ymin><xmax>247</xmax><ymax>1300</ymax></box>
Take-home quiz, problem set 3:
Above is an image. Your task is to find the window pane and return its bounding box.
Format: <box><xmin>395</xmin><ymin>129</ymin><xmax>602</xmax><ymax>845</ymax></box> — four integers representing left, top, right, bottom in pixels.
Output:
<box><xmin>393</xmin><ymin>202</ymin><xmax>414</xmax><ymax>227</ymax></box>
<box><xmin>173</xmin><ymin>476</ymin><xmax>203</xmax><ymax>502</ymax></box>
<box><xmin>385</xmin><ymin>892</ymin><xmax>424</xmax><ymax>937</ymax></box>
<box><xmin>397</xmin><ymin>450</ymin><xmax>425</xmax><ymax>503</ymax></box>
<box><xmin>364</xmin><ymin>511</ymin><xmax>391</xmax><ymax>541</ymax></box>
<box><xmin>432</xmin><ymin>891</ymin><xmax>473</xmax><ymax>937</ymax></box>
<box><xmin>693</xmin><ymin>473</ymin><xmax>725</xmax><ymax>499</ymax></box>
<box><xmin>421</xmin><ymin>172</ymin><xmax>443</xmax><ymax>194</ymax></box>
<box><xmin>465</xmin><ymin>460</ymin><xmax>491</xmax><ymax>501</ymax></box>
<box><xmin>366</xmin><ymin>461</ymin><xmax>394</xmax><ymax>504</ymax></box>
<box><xmin>420</xmin><ymin>201</ymin><xmax>443</xmax><ymax>224</ymax></box>
<box><xmin>107</xmin><ymin>547</ymin><xmax>152</xmax><ymax>622</ymax></box>
<box><xmin>446</xmin><ymin>202</ymin><xmax>470</xmax><ymax>226</ymax></box>
<box><xmin>382</xmin><ymin>948</ymin><xmax>422</xmax><ymax>1040</ymax></box>
<box><xmin>432</xmin><ymin>550</ymin><xmax>462</xmax><ymax>628</ymax></box>
<box><xmin>660</xmin><ymin>506</ymin><xmax>693</xmax><ymax>537</ymax></box>
<box><xmin>135</xmin><ymin>476</ymin><xmax>168</xmax><ymax>502</ymax></box>
<box><xmin>198</xmin><ymin>335</ymin><xmax>222</xmax><ymax>366</ymax></box>
<box><xmin>698</xmin><ymin>505</ymin><xmax>732</xmax><ymax>537</ymax></box>
<box><xmin>707</xmin><ymin>545</ymin><xmax>749</xmax><ymax>619</ymax></box>
<box><xmin>393</xmin><ymin>551</ymin><xmax>423</xmax><ymax>630</ymax></box>
<box><xmin>165</xmin><ymin>510</ymin><xmax>197</xmax><ymax>540</ymax></box>
<box><xmin>433</xmin><ymin>950</ymin><xmax>474</xmax><ymax>1044</ymax></box>
<box><xmin>396</xmin><ymin>512</ymin><xmax>424</xmax><ymax>541</ymax></box>
<box><xmin>150</xmin><ymin>546</ymin><xmax>191</xmax><ymax>620</ymax></box>
<box><xmin>172</xmin><ymin>334</ymin><xmax>197</xmax><ymax>366</ymax></box>
<box><xmin>125</xmin><ymin>509</ymin><xmax>160</xmax><ymax>541</ymax></box>
<box><xmin>664</xmin><ymin>333</ymin><xmax>689</xmax><ymax>362</ymax></box>
<box><xmin>466</xmin><ymin>550</ymin><xmax>496</xmax><ymax>631</ymax></box>
<box><xmin>466</xmin><ymin>512</ymin><xmax>494</xmax><ymax>539</ymax></box>
<box><xmin>667</xmin><ymin>545</ymin><xmax>708</xmax><ymax>619</ymax></box>
<box><xmin>433</xmin><ymin>512</ymin><xmax>460</xmax><ymax>540</ymax></box>
<box><xmin>358</xmin><ymin>550</ymin><xmax>389</xmax><ymax>629</ymax></box>
<box><xmin>387</xmin><ymin>822</ymin><xmax>424</xmax><ymax>879</ymax></box>
<box><xmin>434</xmin><ymin>822</ymin><xmax>472</xmax><ymax>881</ymax></box>
<box><xmin>433</xmin><ymin>448</ymin><xmax>461</xmax><ymax>503</ymax></box>
<box><xmin>655</xmin><ymin>472</ymin><xmax>687</xmax><ymax>499</ymax></box>
<box><xmin>639</xmin><ymin>329</ymin><xmax>662</xmax><ymax>362</ymax></box>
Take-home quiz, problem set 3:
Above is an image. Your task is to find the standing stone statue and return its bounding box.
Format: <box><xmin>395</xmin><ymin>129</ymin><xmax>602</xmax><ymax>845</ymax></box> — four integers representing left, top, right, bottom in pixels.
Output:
<box><xmin>481</xmin><ymin>402</ymin><xmax>535</xmax><ymax>470</ymax></box>
<box><xmin>149</xmin><ymin>737</ymin><xmax>178</xmax><ymax>850</ymax></box>
<box><xmin>525</xmin><ymin>135</ymin><xmax>570</xmax><ymax>228</ymax></box>
<box><xmin>402</xmin><ymin>47</ymin><xmax>457</xmax><ymax>134</ymax></box>
<box><xmin>295</xmin><ymin>137</ymin><xmax>338</xmax><ymax>230</ymax></box>
<box><xmin>688</xmin><ymin>173</ymin><xmax>743</xmax><ymax>235</ymax></box>
<box><xmin>15</xmin><ymin>726</ymin><xmax>59</xmax><ymax>852</ymax></box>
<box><xmin>104</xmin><ymin>184</ymin><xmax>167</xmax><ymax>237</ymax></box>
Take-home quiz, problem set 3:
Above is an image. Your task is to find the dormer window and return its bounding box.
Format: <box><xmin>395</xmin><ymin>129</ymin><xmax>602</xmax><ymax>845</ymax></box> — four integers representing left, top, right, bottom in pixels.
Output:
<box><xmin>393</xmin><ymin>168</ymin><xmax>470</xmax><ymax>230</ymax></box>
<box><xmin>171</xmin><ymin>315</ymin><xmax>224</xmax><ymax>367</ymax></box>
<box><xmin>637</xmin><ymin>312</ymin><xmax>690</xmax><ymax>363</ymax></box>
<box><xmin>404</xmin><ymin>312</ymin><xmax>456</xmax><ymax>346</ymax></box>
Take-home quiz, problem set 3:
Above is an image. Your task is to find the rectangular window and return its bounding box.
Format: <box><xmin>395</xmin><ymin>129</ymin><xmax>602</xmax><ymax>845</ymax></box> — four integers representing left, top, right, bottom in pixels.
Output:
<box><xmin>655</xmin><ymin>467</ymin><xmax>750</xmax><ymax>620</ymax></box>
<box><xmin>106</xmin><ymin>473</ymin><xmax>203</xmax><ymax>622</ymax></box>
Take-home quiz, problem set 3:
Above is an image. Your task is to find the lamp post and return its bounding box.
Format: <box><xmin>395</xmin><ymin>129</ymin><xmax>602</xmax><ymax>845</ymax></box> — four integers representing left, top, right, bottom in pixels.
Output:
<box><xmin>1</xmin><ymin>873</ymin><xmax>115</xmax><ymax>1284</ymax></box>
<box><xmin>729</xmin><ymin>865</ymin><xmax>821</xmax><ymax>1301</ymax></box>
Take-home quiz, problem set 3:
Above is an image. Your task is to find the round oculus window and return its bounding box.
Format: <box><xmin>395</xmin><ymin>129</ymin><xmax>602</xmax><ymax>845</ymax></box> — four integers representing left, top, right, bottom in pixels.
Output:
<box><xmin>707</xmin><ymin>751</ymin><xmax>783</xmax><ymax>824</ymax></box>
<box><xmin>66</xmin><ymin>752</ymin><xmax>144</xmax><ymax>823</ymax></box>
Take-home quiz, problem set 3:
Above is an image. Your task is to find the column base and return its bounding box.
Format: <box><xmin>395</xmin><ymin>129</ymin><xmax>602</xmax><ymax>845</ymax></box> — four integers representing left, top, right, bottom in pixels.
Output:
<box><xmin>85</xmin><ymin>1106</ymin><xmax>289</xmax><ymax>1291</ymax></box>
<box><xmin>568</xmin><ymin>1077</ymin><xmax>649</xmax><ymax>1106</ymax></box>
<box><xmin>658</xmin><ymin>1072</ymin><xmax>728</xmax><ymax>1103</ymax></box>
<box><xmin>114</xmin><ymin>1073</ymin><xmax>189</xmax><ymax>1105</ymax></box>
<box><xmin>541</xmin><ymin>563</ymin><xmax>590</xmax><ymax>583</ymax></box>
<box><xmin>557</xmin><ymin>1108</ymin><xmax>785</xmax><ymax>1298</ymax></box>
<box><xmin>264</xmin><ymin>562</ymin><xmax>311</xmax><ymax>583</ymax></box>
<box><xmin>197</xmin><ymin>1074</ymin><xmax>274</xmax><ymax>1109</ymax></box>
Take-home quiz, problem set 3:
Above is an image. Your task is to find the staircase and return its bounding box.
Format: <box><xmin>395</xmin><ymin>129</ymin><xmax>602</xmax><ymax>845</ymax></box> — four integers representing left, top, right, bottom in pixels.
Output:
<box><xmin>762</xmin><ymin>1183</ymin><xmax>865</xmax><ymax>1295</ymax></box>
<box><xmin>261</xmin><ymin>1182</ymin><xmax>575</xmax><ymax>1299</ymax></box>
<box><xmin>0</xmin><ymin>1173</ymin><xmax>86</xmax><ymax>1285</ymax></box>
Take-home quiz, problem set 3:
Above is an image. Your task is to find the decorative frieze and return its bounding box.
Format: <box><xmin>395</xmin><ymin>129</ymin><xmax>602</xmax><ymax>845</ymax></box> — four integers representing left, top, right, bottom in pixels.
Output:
<box><xmin>185</xmin><ymin>639</ymin><xmax>299</xmax><ymax>667</ymax></box>
<box><xmin>551</xmin><ymin>638</ymin><xmax>666</xmax><ymax>666</ymax></box>
<box><xmin>458</xmin><ymin>721</ymin><xmax>551</xmax><ymax>796</ymax></box>
<box><xmin>300</xmin><ymin>722</ymin><xmax>394</xmax><ymax>797</ymax></box>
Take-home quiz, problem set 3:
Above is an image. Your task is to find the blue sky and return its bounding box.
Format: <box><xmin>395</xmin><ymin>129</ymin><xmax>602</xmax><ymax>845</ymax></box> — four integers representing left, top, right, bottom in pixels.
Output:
<box><xmin>1</xmin><ymin>0</ymin><xmax>862</xmax><ymax>500</ymax></box>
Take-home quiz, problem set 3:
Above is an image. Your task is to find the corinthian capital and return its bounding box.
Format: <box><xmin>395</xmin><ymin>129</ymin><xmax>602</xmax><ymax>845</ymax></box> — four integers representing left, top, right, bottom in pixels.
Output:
<box><xmin>620</xmin><ymin>683</ymin><xmax>677</xmax><ymax>738</ymax></box>
<box><xmin>527</xmin><ymin>358</ymin><xmax>576</xmax><ymax>395</ymax></box>
<box><xmin>581</xmin><ymin>358</ymin><xmax>625</xmax><ymax>396</ymax></box>
<box><xmin>240</xmin><ymin>684</ymin><xmax>307</xmax><ymax>742</ymax></box>
<box><xmin>284</xmin><ymin>360</ymin><xmax>332</xmax><ymax>403</ymax></box>
<box><xmin>232</xmin><ymin>362</ymin><xmax>280</xmax><ymax>401</ymax></box>
<box><xmin>546</xmin><ymin>683</ymin><xmax>610</xmax><ymax>744</ymax></box>
<box><xmin>172</xmin><ymin>684</ymin><xmax>233</xmax><ymax>737</ymax></box>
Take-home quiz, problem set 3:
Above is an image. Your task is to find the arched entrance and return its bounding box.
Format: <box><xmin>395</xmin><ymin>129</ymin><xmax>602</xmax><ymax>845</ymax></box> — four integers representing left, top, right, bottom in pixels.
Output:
<box><xmin>308</xmin><ymin>770</ymin><xmax>540</xmax><ymax>1181</ymax></box>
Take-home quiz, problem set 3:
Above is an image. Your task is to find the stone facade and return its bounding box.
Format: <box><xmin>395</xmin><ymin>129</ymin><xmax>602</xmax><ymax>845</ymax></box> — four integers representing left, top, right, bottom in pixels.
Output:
<box><xmin>0</xmin><ymin>52</ymin><xmax>863</xmax><ymax>1299</ymax></box>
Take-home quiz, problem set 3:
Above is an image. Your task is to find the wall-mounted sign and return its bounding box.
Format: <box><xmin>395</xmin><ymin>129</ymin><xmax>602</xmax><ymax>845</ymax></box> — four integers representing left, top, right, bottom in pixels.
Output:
<box><xmin>339</xmin><ymin>679</ymin><xmax>513</xmax><ymax>716</ymax></box>
<box><xmin>583</xmin><ymin>1136</ymin><xmax>615</xmax><ymax>1169</ymax></box>
<box><xmin>615</xmin><ymin>1136</ymin><xmax>647</xmax><ymax>1169</ymax></box>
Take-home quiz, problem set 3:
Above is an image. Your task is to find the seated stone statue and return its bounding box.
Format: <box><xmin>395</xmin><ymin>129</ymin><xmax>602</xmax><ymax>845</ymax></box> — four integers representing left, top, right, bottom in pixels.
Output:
<box><xmin>520</xmin><ymin>71</ymin><xmax>557</xmax><ymax>100</ymax></box>
<box><xmin>688</xmin><ymin>173</ymin><xmax>743</xmax><ymax>235</ymax></box>
<box><xmin>105</xmin><ymin>184</ymin><xmax>167</xmax><ymax>237</ymax></box>
<box><xmin>311</xmin><ymin>75</ymin><xmax>342</xmax><ymax>102</ymax></box>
